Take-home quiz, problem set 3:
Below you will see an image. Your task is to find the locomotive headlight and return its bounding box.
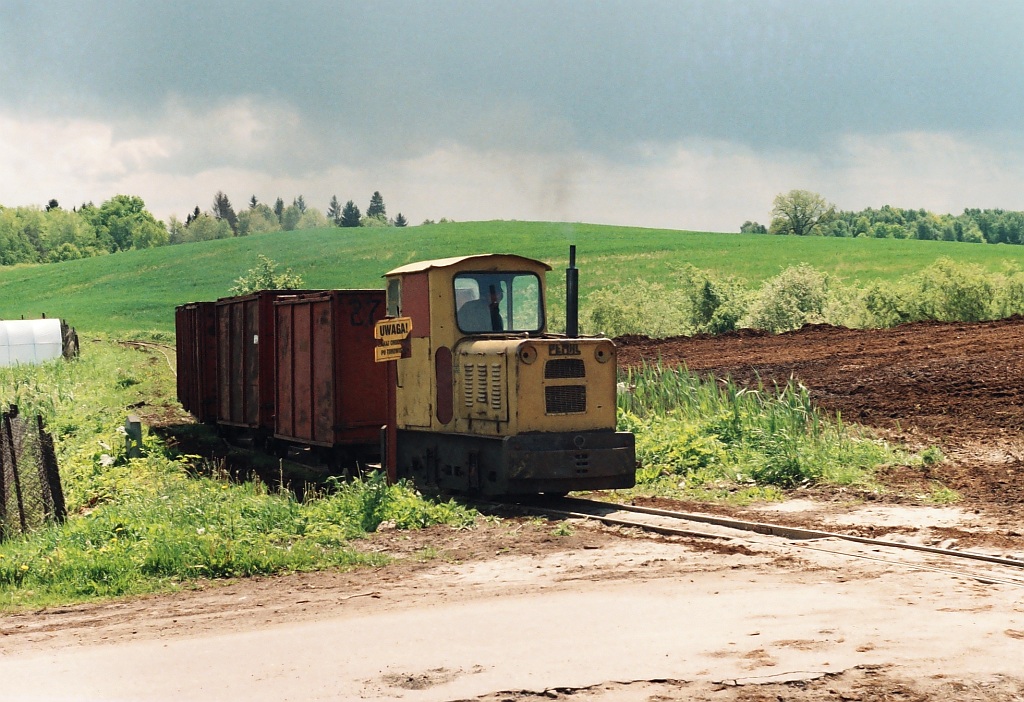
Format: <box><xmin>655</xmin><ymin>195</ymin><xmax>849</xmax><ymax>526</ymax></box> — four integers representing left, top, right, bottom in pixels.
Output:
<box><xmin>594</xmin><ymin>341</ymin><xmax>614</xmax><ymax>363</ymax></box>
<box><xmin>519</xmin><ymin>343</ymin><xmax>538</xmax><ymax>364</ymax></box>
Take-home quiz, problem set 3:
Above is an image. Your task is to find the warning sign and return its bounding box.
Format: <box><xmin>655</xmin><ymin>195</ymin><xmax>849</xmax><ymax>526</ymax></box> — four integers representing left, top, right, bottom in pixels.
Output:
<box><xmin>374</xmin><ymin>317</ymin><xmax>412</xmax><ymax>342</ymax></box>
<box><xmin>374</xmin><ymin>344</ymin><xmax>404</xmax><ymax>363</ymax></box>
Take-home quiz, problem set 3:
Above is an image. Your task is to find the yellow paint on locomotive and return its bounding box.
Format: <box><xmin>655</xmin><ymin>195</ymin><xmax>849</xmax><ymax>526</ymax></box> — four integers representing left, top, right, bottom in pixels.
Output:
<box><xmin>383</xmin><ymin>253</ymin><xmax>634</xmax><ymax>495</ymax></box>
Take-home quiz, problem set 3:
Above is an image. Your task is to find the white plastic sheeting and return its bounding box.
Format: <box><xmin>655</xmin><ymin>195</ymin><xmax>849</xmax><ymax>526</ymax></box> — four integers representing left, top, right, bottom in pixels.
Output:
<box><xmin>0</xmin><ymin>319</ymin><xmax>65</xmax><ymax>366</ymax></box>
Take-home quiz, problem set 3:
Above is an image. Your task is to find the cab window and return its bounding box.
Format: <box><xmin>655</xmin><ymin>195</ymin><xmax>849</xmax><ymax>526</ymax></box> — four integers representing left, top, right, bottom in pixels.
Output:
<box><xmin>454</xmin><ymin>272</ymin><xmax>543</xmax><ymax>333</ymax></box>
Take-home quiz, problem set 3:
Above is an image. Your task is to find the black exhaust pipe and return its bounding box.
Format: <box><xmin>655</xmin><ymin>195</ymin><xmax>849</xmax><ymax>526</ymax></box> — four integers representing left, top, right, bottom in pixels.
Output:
<box><xmin>566</xmin><ymin>245</ymin><xmax>578</xmax><ymax>338</ymax></box>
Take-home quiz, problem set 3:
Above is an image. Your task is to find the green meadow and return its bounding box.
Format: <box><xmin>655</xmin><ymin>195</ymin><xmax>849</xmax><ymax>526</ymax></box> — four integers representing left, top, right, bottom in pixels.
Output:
<box><xmin>2</xmin><ymin>220</ymin><xmax>1023</xmax><ymax>336</ymax></box>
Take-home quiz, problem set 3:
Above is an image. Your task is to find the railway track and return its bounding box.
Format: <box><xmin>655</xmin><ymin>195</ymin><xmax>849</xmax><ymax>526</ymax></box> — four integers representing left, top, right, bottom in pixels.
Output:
<box><xmin>496</xmin><ymin>496</ymin><xmax>1024</xmax><ymax>588</ymax></box>
<box><xmin>118</xmin><ymin>340</ymin><xmax>177</xmax><ymax>375</ymax></box>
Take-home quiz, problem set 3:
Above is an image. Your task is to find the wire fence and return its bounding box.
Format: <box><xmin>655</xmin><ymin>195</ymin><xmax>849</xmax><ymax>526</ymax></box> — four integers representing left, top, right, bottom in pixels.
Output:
<box><xmin>0</xmin><ymin>406</ymin><xmax>66</xmax><ymax>541</ymax></box>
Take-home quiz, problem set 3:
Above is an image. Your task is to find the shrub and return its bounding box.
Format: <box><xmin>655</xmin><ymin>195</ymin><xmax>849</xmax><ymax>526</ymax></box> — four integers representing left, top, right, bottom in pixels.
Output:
<box><xmin>585</xmin><ymin>281</ymin><xmax>691</xmax><ymax>338</ymax></box>
<box><xmin>915</xmin><ymin>258</ymin><xmax>993</xmax><ymax>322</ymax></box>
<box><xmin>674</xmin><ymin>264</ymin><xmax>750</xmax><ymax>335</ymax></box>
<box><xmin>740</xmin><ymin>264</ymin><xmax>832</xmax><ymax>333</ymax></box>
<box><xmin>858</xmin><ymin>280</ymin><xmax>919</xmax><ymax>328</ymax></box>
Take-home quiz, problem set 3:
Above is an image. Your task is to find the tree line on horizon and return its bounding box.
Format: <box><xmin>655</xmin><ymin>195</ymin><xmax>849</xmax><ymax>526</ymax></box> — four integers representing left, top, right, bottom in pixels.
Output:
<box><xmin>6</xmin><ymin>187</ymin><xmax>1024</xmax><ymax>268</ymax></box>
<box><xmin>742</xmin><ymin>189</ymin><xmax>1024</xmax><ymax>245</ymax></box>
<box><xmin>0</xmin><ymin>191</ymin><xmax>423</xmax><ymax>266</ymax></box>
<box><xmin>171</xmin><ymin>190</ymin><xmax>410</xmax><ymax>244</ymax></box>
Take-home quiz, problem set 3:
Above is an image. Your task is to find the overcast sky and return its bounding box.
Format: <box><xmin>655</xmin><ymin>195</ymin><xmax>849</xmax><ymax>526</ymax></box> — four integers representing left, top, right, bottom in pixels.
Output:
<box><xmin>3</xmin><ymin>0</ymin><xmax>1024</xmax><ymax>231</ymax></box>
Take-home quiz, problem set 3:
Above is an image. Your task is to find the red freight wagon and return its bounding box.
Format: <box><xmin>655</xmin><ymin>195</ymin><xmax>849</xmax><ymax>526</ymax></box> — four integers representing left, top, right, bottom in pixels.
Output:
<box><xmin>215</xmin><ymin>290</ymin><xmax>318</xmax><ymax>431</ymax></box>
<box><xmin>273</xmin><ymin>290</ymin><xmax>388</xmax><ymax>461</ymax></box>
<box><xmin>174</xmin><ymin>302</ymin><xmax>218</xmax><ymax>423</ymax></box>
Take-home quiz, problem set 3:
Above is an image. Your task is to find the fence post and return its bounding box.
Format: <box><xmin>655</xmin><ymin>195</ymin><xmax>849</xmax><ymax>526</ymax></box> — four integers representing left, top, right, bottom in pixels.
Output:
<box><xmin>36</xmin><ymin>415</ymin><xmax>66</xmax><ymax>524</ymax></box>
<box><xmin>125</xmin><ymin>415</ymin><xmax>143</xmax><ymax>459</ymax></box>
<box><xmin>0</xmin><ymin>408</ymin><xmax>9</xmax><ymax>537</ymax></box>
<box><xmin>2</xmin><ymin>409</ymin><xmax>28</xmax><ymax>533</ymax></box>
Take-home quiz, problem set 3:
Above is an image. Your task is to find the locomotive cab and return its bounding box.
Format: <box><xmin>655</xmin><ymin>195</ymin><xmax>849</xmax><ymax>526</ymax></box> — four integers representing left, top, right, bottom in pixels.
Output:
<box><xmin>384</xmin><ymin>253</ymin><xmax>636</xmax><ymax>495</ymax></box>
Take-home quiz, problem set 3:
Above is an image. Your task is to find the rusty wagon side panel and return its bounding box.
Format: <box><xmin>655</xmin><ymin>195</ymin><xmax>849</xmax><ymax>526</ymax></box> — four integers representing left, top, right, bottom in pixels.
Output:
<box><xmin>174</xmin><ymin>302</ymin><xmax>218</xmax><ymax>423</ymax></box>
<box><xmin>215</xmin><ymin>291</ymin><xmax>319</xmax><ymax>431</ymax></box>
<box><xmin>274</xmin><ymin>290</ymin><xmax>387</xmax><ymax>450</ymax></box>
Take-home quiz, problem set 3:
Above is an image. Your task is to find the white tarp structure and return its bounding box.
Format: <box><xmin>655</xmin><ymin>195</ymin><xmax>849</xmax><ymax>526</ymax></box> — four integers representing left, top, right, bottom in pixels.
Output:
<box><xmin>0</xmin><ymin>319</ymin><xmax>65</xmax><ymax>366</ymax></box>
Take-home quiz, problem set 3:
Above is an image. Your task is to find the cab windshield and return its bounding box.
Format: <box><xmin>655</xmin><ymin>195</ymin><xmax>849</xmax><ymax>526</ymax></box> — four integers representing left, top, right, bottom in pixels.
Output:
<box><xmin>454</xmin><ymin>272</ymin><xmax>543</xmax><ymax>333</ymax></box>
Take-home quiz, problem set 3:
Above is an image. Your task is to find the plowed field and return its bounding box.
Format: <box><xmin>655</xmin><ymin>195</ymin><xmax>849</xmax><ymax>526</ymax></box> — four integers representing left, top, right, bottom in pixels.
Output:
<box><xmin>616</xmin><ymin>316</ymin><xmax>1024</xmax><ymax>509</ymax></box>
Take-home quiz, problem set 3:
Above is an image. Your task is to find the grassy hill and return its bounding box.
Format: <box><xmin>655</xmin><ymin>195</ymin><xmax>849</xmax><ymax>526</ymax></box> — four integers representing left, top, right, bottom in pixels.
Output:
<box><xmin>2</xmin><ymin>220</ymin><xmax>1023</xmax><ymax>336</ymax></box>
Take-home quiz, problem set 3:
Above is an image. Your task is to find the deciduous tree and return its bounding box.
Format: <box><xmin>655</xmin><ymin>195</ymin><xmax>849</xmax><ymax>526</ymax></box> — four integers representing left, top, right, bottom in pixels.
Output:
<box><xmin>769</xmin><ymin>190</ymin><xmax>836</xmax><ymax>236</ymax></box>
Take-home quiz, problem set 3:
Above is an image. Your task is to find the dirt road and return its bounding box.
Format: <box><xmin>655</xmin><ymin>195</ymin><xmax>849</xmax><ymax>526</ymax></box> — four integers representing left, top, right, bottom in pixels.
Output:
<box><xmin>2</xmin><ymin>318</ymin><xmax>1024</xmax><ymax>700</ymax></box>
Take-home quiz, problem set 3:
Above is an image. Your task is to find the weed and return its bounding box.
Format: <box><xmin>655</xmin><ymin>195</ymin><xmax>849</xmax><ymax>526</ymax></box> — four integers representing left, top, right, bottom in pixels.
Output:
<box><xmin>551</xmin><ymin>521</ymin><xmax>575</xmax><ymax>537</ymax></box>
<box><xmin>618</xmin><ymin>363</ymin><xmax>900</xmax><ymax>496</ymax></box>
<box><xmin>928</xmin><ymin>484</ymin><xmax>962</xmax><ymax>505</ymax></box>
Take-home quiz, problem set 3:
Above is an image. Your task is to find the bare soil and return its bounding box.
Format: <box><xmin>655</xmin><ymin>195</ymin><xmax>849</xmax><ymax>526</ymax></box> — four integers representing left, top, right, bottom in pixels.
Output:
<box><xmin>3</xmin><ymin>319</ymin><xmax>1024</xmax><ymax>701</ymax></box>
<box><xmin>617</xmin><ymin>316</ymin><xmax>1024</xmax><ymax>513</ymax></box>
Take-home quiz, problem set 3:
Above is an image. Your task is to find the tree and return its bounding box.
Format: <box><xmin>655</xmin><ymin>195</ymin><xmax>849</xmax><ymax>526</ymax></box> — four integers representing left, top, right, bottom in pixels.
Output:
<box><xmin>739</xmin><ymin>220</ymin><xmax>766</xmax><ymax>234</ymax></box>
<box><xmin>230</xmin><ymin>254</ymin><xmax>304</xmax><ymax>295</ymax></box>
<box><xmin>769</xmin><ymin>190</ymin><xmax>836</xmax><ymax>236</ymax></box>
<box><xmin>294</xmin><ymin>195</ymin><xmax>307</xmax><ymax>214</ymax></box>
<box><xmin>249</xmin><ymin>195</ymin><xmax>258</xmax><ymax>209</ymax></box>
<box><xmin>212</xmin><ymin>191</ymin><xmax>238</xmax><ymax>235</ymax></box>
<box><xmin>236</xmin><ymin>204</ymin><xmax>280</xmax><ymax>236</ymax></box>
<box><xmin>84</xmin><ymin>194</ymin><xmax>167</xmax><ymax>251</ymax></box>
<box><xmin>46</xmin><ymin>199</ymin><xmax>60</xmax><ymax>212</ymax></box>
<box><xmin>273</xmin><ymin>197</ymin><xmax>284</xmax><ymax>222</ymax></box>
<box><xmin>281</xmin><ymin>204</ymin><xmax>302</xmax><ymax>231</ymax></box>
<box><xmin>327</xmin><ymin>195</ymin><xmax>342</xmax><ymax>226</ymax></box>
<box><xmin>367</xmin><ymin>191</ymin><xmax>386</xmax><ymax>219</ymax></box>
<box><xmin>394</xmin><ymin>212</ymin><xmax>408</xmax><ymax>227</ymax></box>
<box><xmin>185</xmin><ymin>214</ymin><xmax>232</xmax><ymax>242</ymax></box>
<box><xmin>298</xmin><ymin>208</ymin><xmax>329</xmax><ymax>229</ymax></box>
<box><xmin>340</xmin><ymin>200</ymin><xmax>361</xmax><ymax>227</ymax></box>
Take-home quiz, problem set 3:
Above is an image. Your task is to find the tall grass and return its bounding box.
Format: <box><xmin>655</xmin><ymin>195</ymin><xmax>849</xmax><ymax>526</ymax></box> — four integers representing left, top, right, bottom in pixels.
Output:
<box><xmin>0</xmin><ymin>342</ymin><xmax>475</xmax><ymax>609</ymax></box>
<box><xmin>618</xmin><ymin>363</ymin><xmax>903</xmax><ymax>498</ymax></box>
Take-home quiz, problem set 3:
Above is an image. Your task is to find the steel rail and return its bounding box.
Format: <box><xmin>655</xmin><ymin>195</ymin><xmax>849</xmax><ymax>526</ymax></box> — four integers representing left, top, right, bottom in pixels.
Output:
<box><xmin>552</xmin><ymin>496</ymin><xmax>1024</xmax><ymax>571</ymax></box>
<box><xmin>118</xmin><ymin>340</ymin><xmax>177</xmax><ymax>376</ymax></box>
<box><xmin>793</xmin><ymin>543</ymin><xmax>1024</xmax><ymax>588</ymax></box>
<box><xmin>493</xmin><ymin>496</ymin><xmax>1024</xmax><ymax>582</ymax></box>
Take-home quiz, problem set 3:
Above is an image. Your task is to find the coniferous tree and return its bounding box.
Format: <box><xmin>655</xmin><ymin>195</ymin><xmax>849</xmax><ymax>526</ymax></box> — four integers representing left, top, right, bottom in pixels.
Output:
<box><xmin>367</xmin><ymin>191</ymin><xmax>386</xmax><ymax>218</ymax></box>
<box><xmin>212</xmin><ymin>191</ymin><xmax>239</xmax><ymax>234</ymax></box>
<box><xmin>294</xmin><ymin>195</ymin><xmax>307</xmax><ymax>214</ymax></box>
<box><xmin>249</xmin><ymin>195</ymin><xmax>258</xmax><ymax>209</ymax></box>
<box><xmin>46</xmin><ymin>199</ymin><xmax>60</xmax><ymax>211</ymax></box>
<box><xmin>273</xmin><ymin>197</ymin><xmax>285</xmax><ymax>222</ymax></box>
<box><xmin>327</xmin><ymin>196</ymin><xmax>343</xmax><ymax>226</ymax></box>
<box><xmin>394</xmin><ymin>212</ymin><xmax>408</xmax><ymax>227</ymax></box>
<box><xmin>340</xmin><ymin>200</ymin><xmax>361</xmax><ymax>227</ymax></box>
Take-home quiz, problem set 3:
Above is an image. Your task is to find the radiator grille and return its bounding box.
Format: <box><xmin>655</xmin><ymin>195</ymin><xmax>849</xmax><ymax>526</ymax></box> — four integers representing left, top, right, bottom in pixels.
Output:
<box><xmin>475</xmin><ymin>363</ymin><xmax>488</xmax><ymax>404</ymax></box>
<box><xmin>545</xmin><ymin>385</ymin><xmax>586</xmax><ymax>414</ymax></box>
<box><xmin>545</xmin><ymin>358</ymin><xmax>586</xmax><ymax>379</ymax></box>
<box><xmin>463</xmin><ymin>364</ymin><xmax>475</xmax><ymax>407</ymax></box>
<box><xmin>489</xmin><ymin>363</ymin><xmax>502</xmax><ymax>410</ymax></box>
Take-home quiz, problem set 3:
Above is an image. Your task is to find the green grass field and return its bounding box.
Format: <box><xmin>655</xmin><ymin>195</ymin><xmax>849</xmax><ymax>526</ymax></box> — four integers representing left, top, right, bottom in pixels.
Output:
<box><xmin>2</xmin><ymin>220</ymin><xmax>1024</xmax><ymax>335</ymax></box>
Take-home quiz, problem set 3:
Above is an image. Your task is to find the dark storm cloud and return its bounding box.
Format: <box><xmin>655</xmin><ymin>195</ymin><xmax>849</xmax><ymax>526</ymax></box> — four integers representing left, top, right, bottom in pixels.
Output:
<box><xmin>3</xmin><ymin>0</ymin><xmax>1023</xmax><ymax>157</ymax></box>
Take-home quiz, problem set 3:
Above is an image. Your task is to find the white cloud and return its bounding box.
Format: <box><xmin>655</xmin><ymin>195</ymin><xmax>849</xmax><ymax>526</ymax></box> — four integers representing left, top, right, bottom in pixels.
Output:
<box><xmin>5</xmin><ymin>102</ymin><xmax>1024</xmax><ymax>233</ymax></box>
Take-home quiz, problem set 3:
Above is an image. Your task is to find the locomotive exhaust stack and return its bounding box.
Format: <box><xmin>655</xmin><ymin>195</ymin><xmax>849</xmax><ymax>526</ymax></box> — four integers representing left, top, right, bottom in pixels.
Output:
<box><xmin>566</xmin><ymin>245</ymin><xmax>579</xmax><ymax>338</ymax></box>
